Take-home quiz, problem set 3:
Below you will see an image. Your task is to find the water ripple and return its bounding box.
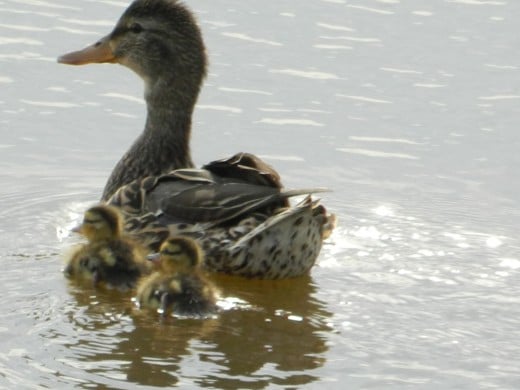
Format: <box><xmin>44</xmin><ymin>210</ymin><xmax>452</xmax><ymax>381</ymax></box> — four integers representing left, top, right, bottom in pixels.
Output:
<box><xmin>257</xmin><ymin>118</ymin><xmax>324</xmax><ymax>127</ymax></box>
<box><xmin>8</xmin><ymin>0</ymin><xmax>80</xmax><ymax>11</ymax></box>
<box><xmin>347</xmin><ymin>4</ymin><xmax>395</xmax><ymax>14</ymax></box>
<box><xmin>446</xmin><ymin>0</ymin><xmax>505</xmax><ymax>5</ymax></box>
<box><xmin>218</xmin><ymin>86</ymin><xmax>272</xmax><ymax>95</ymax></box>
<box><xmin>0</xmin><ymin>37</ymin><xmax>43</xmax><ymax>45</ymax></box>
<box><xmin>197</xmin><ymin>104</ymin><xmax>242</xmax><ymax>114</ymax></box>
<box><xmin>0</xmin><ymin>23</ymin><xmax>47</xmax><ymax>31</ymax></box>
<box><xmin>221</xmin><ymin>32</ymin><xmax>282</xmax><ymax>47</ymax></box>
<box><xmin>270</xmin><ymin>68</ymin><xmax>339</xmax><ymax>80</ymax></box>
<box><xmin>337</xmin><ymin>94</ymin><xmax>392</xmax><ymax>104</ymax></box>
<box><xmin>19</xmin><ymin>99</ymin><xmax>80</xmax><ymax>108</ymax></box>
<box><xmin>479</xmin><ymin>95</ymin><xmax>520</xmax><ymax>101</ymax></box>
<box><xmin>349</xmin><ymin>136</ymin><xmax>422</xmax><ymax>145</ymax></box>
<box><xmin>337</xmin><ymin>147</ymin><xmax>419</xmax><ymax>160</ymax></box>
<box><xmin>316</xmin><ymin>22</ymin><xmax>355</xmax><ymax>32</ymax></box>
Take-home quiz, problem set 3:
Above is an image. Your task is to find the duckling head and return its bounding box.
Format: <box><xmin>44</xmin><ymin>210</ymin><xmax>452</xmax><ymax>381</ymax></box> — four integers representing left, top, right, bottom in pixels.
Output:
<box><xmin>58</xmin><ymin>0</ymin><xmax>207</xmax><ymax>104</ymax></box>
<box><xmin>150</xmin><ymin>236</ymin><xmax>203</xmax><ymax>274</ymax></box>
<box><xmin>73</xmin><ymin>205</ymin><xmax>123</xmax><ymax>242</ymax></box>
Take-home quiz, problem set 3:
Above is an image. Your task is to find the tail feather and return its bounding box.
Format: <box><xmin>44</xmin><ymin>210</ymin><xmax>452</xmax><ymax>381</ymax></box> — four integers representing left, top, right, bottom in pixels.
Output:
<box><xmin>214</xmin><ymin>196</ymin><xmax>332</xmax><ymax>278</ymax></box>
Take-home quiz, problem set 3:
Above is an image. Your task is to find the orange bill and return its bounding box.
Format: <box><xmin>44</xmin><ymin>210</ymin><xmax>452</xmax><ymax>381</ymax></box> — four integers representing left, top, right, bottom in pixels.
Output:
<box><xmin>58</xmin><ymin>34</ymin><xmax>116</xmax><ymax>65</ymax></box>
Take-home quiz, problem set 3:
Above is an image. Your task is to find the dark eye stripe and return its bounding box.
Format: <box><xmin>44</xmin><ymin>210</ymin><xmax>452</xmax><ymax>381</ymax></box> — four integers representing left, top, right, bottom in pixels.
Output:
<box><xmin>84</xmin><ymin>218</ymin><xmax>101</xmax><ymax>224</ymax></box>
<box><xmin>162</xmin><ymin>249</ymin><xmax>183</xmax><ymax>257</ymax></box>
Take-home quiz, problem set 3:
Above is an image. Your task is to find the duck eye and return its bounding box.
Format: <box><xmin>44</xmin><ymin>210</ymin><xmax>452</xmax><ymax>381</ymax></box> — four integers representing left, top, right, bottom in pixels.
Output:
<box><xmin>129</xmin><ymin>22</ymin><xmax>143</xmax><ymax>34</ymax></box>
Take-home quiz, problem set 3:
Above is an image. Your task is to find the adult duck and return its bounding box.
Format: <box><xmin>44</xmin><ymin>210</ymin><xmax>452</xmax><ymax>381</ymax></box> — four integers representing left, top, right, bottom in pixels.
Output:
<box><xmin>58</xmin><ymin>0</ymin><xmax>335</xmax><ymax>279</ymax></box>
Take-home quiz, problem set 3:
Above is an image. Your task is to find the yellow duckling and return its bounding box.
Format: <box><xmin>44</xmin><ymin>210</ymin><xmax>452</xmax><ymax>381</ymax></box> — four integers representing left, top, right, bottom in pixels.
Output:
<box><xmin>135</xmin><ymin>237</ymin><xmax>219</xmax><ymax>318</ymax></box>
<box><xmin>64</xmin><ymin>205</ymin><xmax>150</xmax><ymax>290</ymax></box>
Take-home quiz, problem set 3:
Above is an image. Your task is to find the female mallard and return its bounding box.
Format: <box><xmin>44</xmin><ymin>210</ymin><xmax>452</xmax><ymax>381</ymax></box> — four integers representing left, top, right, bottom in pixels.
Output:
<box><xmin>135</xmin><ymin>237</ymin><xmax>219</xmax><ymax>317</ymax></box>
<box><xmin>64</xmin><ymin>205</ymin><xmax>151</xmax><ymax>290</ymax></box>
<box><xmin>58</xmin><ymin>0</ymin><xmax>335</xmax><ymax>279</ymax></box>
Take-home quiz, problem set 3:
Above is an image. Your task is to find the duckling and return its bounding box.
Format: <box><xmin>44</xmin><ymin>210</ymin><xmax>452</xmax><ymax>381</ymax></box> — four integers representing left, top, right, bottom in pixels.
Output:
<box><xmin>135</xmin><ymin>237</ymin><xmax>219</xmax><ymax>318</ymax></box>
<box><xmin>58</xmin><ymin>0</ymin><xmax>336</xmax><ymax>279</ymax></box>
<box><xmin>64</xmin><ymin>205</ymin><xmax>150</xmax><ymax>290</ymax></box>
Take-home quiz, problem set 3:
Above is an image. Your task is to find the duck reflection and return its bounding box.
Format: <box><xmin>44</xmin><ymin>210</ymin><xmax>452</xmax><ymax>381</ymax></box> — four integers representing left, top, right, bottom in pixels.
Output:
<box><xmin>64</xmin><ymin>274</ymin><xmax>331</xmax><ymax>388</ymax></box>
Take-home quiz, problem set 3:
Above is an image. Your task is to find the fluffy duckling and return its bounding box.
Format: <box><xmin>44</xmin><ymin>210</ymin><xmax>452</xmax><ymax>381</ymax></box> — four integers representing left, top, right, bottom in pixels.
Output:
<box><xmin>135</xmin><ymin>237</ymin><xmax>219</xmax><ymax>317</ymax></box>
<box><xmin>64</xmin><ymin>205</ymin><xmax>150</xmax><ymax>290</ymax></box>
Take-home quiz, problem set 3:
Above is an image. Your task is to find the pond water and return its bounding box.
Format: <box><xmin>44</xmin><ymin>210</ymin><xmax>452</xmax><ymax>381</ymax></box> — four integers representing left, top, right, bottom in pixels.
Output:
<box><xmin>1</xmin><ymin>0</ymin><xmax>519</xmax><ymax>388</ymax></box>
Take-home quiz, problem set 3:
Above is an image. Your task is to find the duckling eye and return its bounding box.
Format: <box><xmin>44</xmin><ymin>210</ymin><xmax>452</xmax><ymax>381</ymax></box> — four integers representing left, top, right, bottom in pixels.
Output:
<box><xmin>129</xmin><ymin>22</ymin><xmax>143</xmax><ymax>34</ymax></box>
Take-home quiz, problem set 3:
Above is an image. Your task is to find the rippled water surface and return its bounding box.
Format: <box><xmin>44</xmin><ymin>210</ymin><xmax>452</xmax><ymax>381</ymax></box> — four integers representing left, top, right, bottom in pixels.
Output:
<box><xmin>1</xmin><ymin>0</ymin><xmax>519</xmax><ymax>388</ymax></box>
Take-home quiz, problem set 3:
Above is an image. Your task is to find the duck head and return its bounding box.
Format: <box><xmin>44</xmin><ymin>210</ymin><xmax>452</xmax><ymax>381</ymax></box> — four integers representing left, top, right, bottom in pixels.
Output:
<box><xmin>148</xmin><ymin>236</ymin><xmax>203</xmax><ymax>273</ymax></box>
<box><xmin>58</xmin><ymin>0</ymin><xmax>207</xmax><ymax>102</ymax></box>
<box><xmin>73</xmin><ymin>205</ymin><xmax>123</xmax><ymax>242</ymax></box>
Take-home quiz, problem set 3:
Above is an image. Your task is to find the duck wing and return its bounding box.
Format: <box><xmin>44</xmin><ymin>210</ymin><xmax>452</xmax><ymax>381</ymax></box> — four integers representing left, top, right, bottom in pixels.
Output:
<box><xmin>203</xmin><ymin>152</ymin><xmax>283</xmax><ymax>188</ymax></box>
<box><xmin>109</xmin><ymin>152</ymin><xmax>326</xmax><ymax>225</ymax></box>
<box><xmin>158</xmin><ymin>182</ymin><xmax>327</xmax><ymax>225</ymax></box>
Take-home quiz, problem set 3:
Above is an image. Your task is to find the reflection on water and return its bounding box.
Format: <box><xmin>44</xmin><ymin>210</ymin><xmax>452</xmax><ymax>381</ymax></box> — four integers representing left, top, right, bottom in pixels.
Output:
<box><xmin>1</xmin><ymin>0</ymin><xmax>520</xmax><ymax>388</ymax></box>
<box><xmin>55</xmin><ymin>275</ymin><xmax>330</xmax><ymax>388</ymax></box>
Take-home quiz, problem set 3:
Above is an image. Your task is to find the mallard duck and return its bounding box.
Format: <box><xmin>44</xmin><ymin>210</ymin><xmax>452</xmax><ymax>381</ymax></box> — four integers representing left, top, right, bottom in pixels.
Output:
<box><xmin>58</xmin><ymin>0</ymin><xmax>336</xmax><ymax>279</ymax></box>
<box><xmin>64</xmin><ymin>205</ymin><xmax>151</xmax><ymax>290</ymax></box>
<box><xmin>135</xmin><ymin>236</ymin><xmax>219</xmax><ymax>317</ymax></box>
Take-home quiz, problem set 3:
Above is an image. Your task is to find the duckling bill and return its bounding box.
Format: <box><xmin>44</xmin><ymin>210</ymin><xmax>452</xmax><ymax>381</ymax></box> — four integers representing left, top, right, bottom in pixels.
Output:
<box><xmin>65</xmin><ymin>205</ymin><xmax>150</xmax><ymax>290</ymax></box>
<box><xmin>135</xmin><ymin>237</ymin><xmax>219</xmax><ymax>318</ymax></box>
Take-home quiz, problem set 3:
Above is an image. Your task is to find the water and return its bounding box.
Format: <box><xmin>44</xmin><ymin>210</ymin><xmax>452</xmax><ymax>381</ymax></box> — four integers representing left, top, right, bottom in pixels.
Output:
<box><xmin>1</xmin><ymin>0</ymin><xmax>519</xmax><ymax>388</ymax></box>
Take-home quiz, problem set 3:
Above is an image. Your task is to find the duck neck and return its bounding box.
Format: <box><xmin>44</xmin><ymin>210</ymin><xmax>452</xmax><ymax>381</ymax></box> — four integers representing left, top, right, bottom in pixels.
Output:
<box><xmin>101</xmin><ymin>77</ymin><xmax>198</xmax><ymax>201</ymax></box>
